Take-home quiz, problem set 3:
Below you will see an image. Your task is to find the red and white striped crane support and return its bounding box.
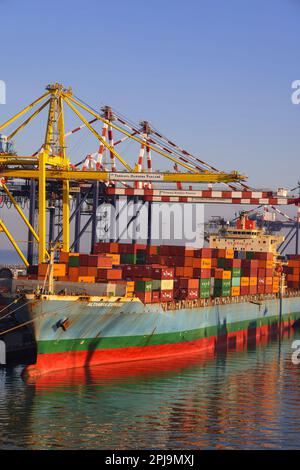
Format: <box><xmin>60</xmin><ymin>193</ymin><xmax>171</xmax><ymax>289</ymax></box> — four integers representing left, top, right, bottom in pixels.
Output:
<box><xmin>105</xmin><ymin>187</ymin><xmax>298</xmax><ymax>205</ymax></box>
<box><xmin>96</xmin><ymin>121</ymin><xmax>108</xmax><ymax>170</ymax></box>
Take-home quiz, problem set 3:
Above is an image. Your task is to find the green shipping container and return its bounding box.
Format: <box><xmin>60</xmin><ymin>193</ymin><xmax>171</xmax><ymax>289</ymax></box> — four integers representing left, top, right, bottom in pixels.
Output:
<box><xmin>232</xmin><ymin>268</ymin><xmax>241</xmax><ymax>277</ymax></box>
<box><xmin>214</xmin><ymin>279</ymin><xmax>231</xmax><ymax>289</ymax></box>
<box><xmin>246</xmin><ymin>251</ymin><xmax>255</xmax><ymax>260</ymax></box>
<box><xmin>199</xmin><ymin>279</ymin><xmax>211</xmax><ymax>290</ymax></box>
<box><xmin>217</xmin><ymin>258</ymin><xmax>226</xmax><ymax>268</ymax></box>
<box><xmin>121</xmin><ymin>253</ymin><xmax>137</xmax><ymax>264</ymax></box>
<box><xmin>152</xmin><ymin>279</ymin><xmax>161</xmax><ymax>290</ymax></box>
<box><xmin>135</xmin><ymin>280</ymin><xmax>152</xmax><ymax>292</ymax></box>
<box><xmin>200</xmin><ymin>288</ymin><xmax>210</xmax><ymax>299</ymax></box>
<box><xmin>69</xmin><ymin>256</ymin><xmax>79</xmax><ymax>267</ymax></box>
<box><xmin>214</xmin><ymin>287</ymin><xmax>231</xmax><ymax>297</ymax></box>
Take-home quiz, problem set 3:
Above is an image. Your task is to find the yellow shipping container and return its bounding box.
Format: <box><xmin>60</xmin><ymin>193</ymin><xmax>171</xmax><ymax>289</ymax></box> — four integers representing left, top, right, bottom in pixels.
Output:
<box><xmin>161</xmin><ymin>279</ymin><xmax>174</xmax><ymax>290</ymax></box>
<box><xmin>200</xmin><ymin>258</ymin><xmax>212</xmax><ymax>269</ymax></box>
<box><xmin>265</xmin><ymin>277</ymin><xmax>273</xmax><ymax>286</ymax></box>
<box><xmin>249</xmin><ymin>277</ymin><xmax>257</xmax><ymax>286</ymax></box>
<box><xmin>241</xmin><ymin>277</ymin><xmax>250</xmax><ymax>287</ymax></box>
<box><xmin>266</xmin><ymin>260</ymin><xmax>273</xmax><ymax>269</ymax></box>
<box><xmin>231</xmin><ymin>286</ymin><xmax>240</xmax><ymax>296</ymax></box>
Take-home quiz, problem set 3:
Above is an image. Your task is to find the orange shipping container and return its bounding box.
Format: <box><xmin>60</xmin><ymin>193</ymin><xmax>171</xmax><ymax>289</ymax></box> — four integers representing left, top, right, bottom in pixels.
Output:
<box><xmin>87</xmin><ymin>267</ymin><xmax>98</xmax><ymax>277</ymax></box>
<box><xmin>59</xmin><ymin>251</ymin><xmax>69</xmax><ymax>263</ymax></box>
<box><xmin>288</xmin><ymin>260</ymin><xmax>300</xmax><ymax>268</ymax></box>
<box><xmin>78</xmin><ymin>276</ymin><xmax>95</xmax><ymax>283</ymax></box>
<box><xmin>265</xmin><ymin>277</ymin><xmax>273</xmax><ymax>286</ymax></box>
<box><xmin>78</xmin><ymin>266</ymin><xmax>89</xmax><ymax>276</ymax></box>
<box><xmin>225</xmin><ymin>249</ymin><xmax>234</xmax><ymax>259</ymax></box>
<box><xmin>214</xmin><ymin>268</ymin><xmax>231</xmax><ymax>280</ymax></box>
<box><xmin>105</xmin><ymin>253</ymin><xmax>121</xmax><ymax>265</ymax></box>
<box><xmin>249</xmin><ymin>277</ymin><xmax>257</xmax><ymax>286</ymax></box>
<box><xmin>175</xmin><ymin>267</ymin><xmax>193</xmax><ymax>277</ymax></box>
<box><xmin>69</xmin><ymin>266</ymin><xmax>79</xmax><ymax>281</ymax></box>
<box><xmin>200</xmin><ymin>258</ymin><xmax>212</xmax><ymax>269</ymax></box>
<box><xmin>241</xmin><ymin>277</ymin><xmax>250</xmax><ymax>287</ymax></box>
<box><xmin>38</xmin><ymin>263</ymin><xmax>66</xmax><ymax>277</ymax></box>
<box><xmin>231</xmin><ymin>286</ymin><xmax>240</xmax><ymax>296</ymax></box>
<box><xmin>57</xmin><ymin>276</ymin><xmax>69</xmax><ymax>282</ymax></box>
<box><xmin>258</xmin><ymin>260</ymin><xmax>267</xmax><ymax>269</ymax></box>
<box><xmin>183</xmin><ymin>257</ymin><xmax>194</xmax><ymax>267</ymax></box>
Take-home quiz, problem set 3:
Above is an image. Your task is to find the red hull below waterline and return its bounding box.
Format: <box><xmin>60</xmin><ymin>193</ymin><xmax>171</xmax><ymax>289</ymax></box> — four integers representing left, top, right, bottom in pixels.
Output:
<box><xmin>22</xmin><ymin>320</ymin><xmax>293</xmax><ymax>380</ymax></box>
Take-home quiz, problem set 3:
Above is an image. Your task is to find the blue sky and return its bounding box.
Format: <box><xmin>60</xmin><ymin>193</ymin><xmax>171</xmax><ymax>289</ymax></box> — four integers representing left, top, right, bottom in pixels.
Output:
<box><xmin>0</xmin><ymin>0</ymin><xmax>300</xmax><ymax>255</ymax></box>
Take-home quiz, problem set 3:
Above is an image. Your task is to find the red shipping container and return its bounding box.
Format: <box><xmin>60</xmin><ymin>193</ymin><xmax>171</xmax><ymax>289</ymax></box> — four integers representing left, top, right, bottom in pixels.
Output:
<box><xmin>287</xmin><ymin>254</ymin><xmax>300</xmax><ymax>260</ymax></box>
<box><xmin>88</xmin><ymin>255</ymin><xmax>113</xmax><ymax>268</ymax></box>
<box><xmin>194</xmin><ymin>247</ymin><xmax>213</xmax><ymax>258</ymax></box>
<box><xmin>175</xmin><ymin>267</ymin><xmax>193</xmax><ymax>277</ymax></box>
<box><xmin>152</xmin><ymin>267</ymin><xmax>174</xmax><ymax>279</ymax></box>
<box><xmin>158</xmin><ymin>256</ymin><xmax>177</xmax><ymax>267</ymax></box>
<box><xmin>242</xmin><ymin>268</ymin><xmax>258</xmax><ymax>277</ymax></box>
<box><xmin>242</xmin><ymin>260</ymin><xmax>259</xmax><ymax>269</ymax></box>
<box><xmin>177</xmin><ymin>288</ymin><xmax>199</xmax><ymax>300</ymax></box>
<box><xmin>265</xmin><ymin>268</ymin><xmax>273</xmax><ymax>277</ymax></box>
<box><xmin>122</xmin><ymin>265</ymin><xmax>135</xmax><ymax>278</ymax></box>
<box><xmin>160</xmin><ymin>246</ymin><xmax>172</xmax><ymax>256</ymax></box>
<box><xmin>79</xmin><ymin>254</ymin><xmax>90</xmax><ymax>266</ymax></box>
<box><xmin>160</xmin><ymin>290</ymin><xmax>174</xmax><ymax>302</ymax></box>
<box><xmin>97</xmin><ymin>268</ymin><xmax>122</xmax><ymax>280</ymax></box>
<box><xmin>256</xmin><ymin>252</ymin><xmax>273</xmax><ymax>260</ymax></box>
<box><xmin>258</xmin><ymin>268</ymin><xmax>266</xmax><ymax>278</ymax></box>
<box><xmin>147</xmin><ymin>254</ymin><xmax>159</xmax><ymax>264</ymax></box>
<box><xmin>216</xmin><ymin>249</ymin><xmax>226</xmax><ymax>258</ymax></box>
<box><xmin>240</xmin><ymin>286</ymin><xmax>249</xmax><ymax>295</ymax></box>
<box><xmin>249</xmin><ymin>285</ymin><xmax>257</xmax><ymax>295</ymax></box>
<box><xmin>78</xmin><ymin>266</ymin><xmax>89</xmax><ymax>276</ymax></box>
<box><xmin>176</xmin><ymin>278</ymin><xmax>199</xmax><ymax>289</ymax></box>
<box><xmin>93</xmin><ymin>242</ymin><xmax>111</xmax><ymax>253</ymax></box>
<box><xmin>265</xmin><ymin>285</ymin><xmax>273</xmax><ymax>294</ymax></box>
<box><xmin>224</xmin><ymin>258</ymin><xmax>242</xmax><ymax>268</ymax></box>
<box><xmin>136</xmin><ymin>291</ymin><xmax>152</xmax><ymax>303</ymax></box>
<box><xmin>193</xmin><ymin>268</ymin><xmax>211</xmax><ymax>278</ymax></box>
<box><xmin>152</xmin><ymin>291</ymin><xmax>160</xmax><ymax>302</ymax></box>
<box><xmin>257</xmin><ymin>284</ymin><xmax>265</xmax><ymax>294</ymax></box>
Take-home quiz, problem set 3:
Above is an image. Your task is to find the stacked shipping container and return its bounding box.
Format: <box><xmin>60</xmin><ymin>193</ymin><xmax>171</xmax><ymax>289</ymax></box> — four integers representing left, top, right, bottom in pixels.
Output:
<box><xmin>285</xmin><ymin>255</ymin><xmax>300</xmax><ymax>290</ymax></box>
<box><xmin>26</xmin><ymin>242</ymin><xmax>283</xmax><ymax>303</ymax></box>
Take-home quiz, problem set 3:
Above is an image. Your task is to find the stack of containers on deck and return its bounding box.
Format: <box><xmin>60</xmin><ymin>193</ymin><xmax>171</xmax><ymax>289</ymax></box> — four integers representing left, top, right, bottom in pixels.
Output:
<box><xmin>285</xmin><ymin>255</ymin><xmax>300</xmax><ymax>289</ymax></box>
<box><xmin>211</xmin><ymin>248</ymin><xmax>233</xmax><ymax>297</ymax></box>
<box><xmin>31</xmin><ymin>241</ymin><xmax>282</xmax><ymax>304</ymax></box>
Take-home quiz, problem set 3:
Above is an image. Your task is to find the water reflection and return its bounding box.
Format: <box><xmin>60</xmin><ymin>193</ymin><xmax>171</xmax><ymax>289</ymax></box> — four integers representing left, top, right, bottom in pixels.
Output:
<box><xmin>1</xmin><ymin>330</ymin><xmax>300</xmax><ymax>449</ymax></box>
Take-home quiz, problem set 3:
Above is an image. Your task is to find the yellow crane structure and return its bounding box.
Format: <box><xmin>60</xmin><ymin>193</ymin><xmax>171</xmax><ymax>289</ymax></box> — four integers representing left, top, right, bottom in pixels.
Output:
<box><xmin>0</xmin><ymin>83</ymin><xmax>246</xmax><ymax>265</ymax></box>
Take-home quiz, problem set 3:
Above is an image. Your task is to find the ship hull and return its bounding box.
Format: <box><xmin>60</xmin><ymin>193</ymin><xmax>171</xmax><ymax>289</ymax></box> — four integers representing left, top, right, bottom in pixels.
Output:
<box><xmin>20</xmin><ymin>294</ymin><xmax>300</xmax><ymax>378</ymax></box>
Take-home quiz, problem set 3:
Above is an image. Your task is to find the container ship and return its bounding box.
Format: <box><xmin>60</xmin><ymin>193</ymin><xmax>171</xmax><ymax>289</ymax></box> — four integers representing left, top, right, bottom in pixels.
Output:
<box><xmin>1</xmin><ymin>213</ymin><xmax>300</xmax><ymax>378</ymax></box>
<box><xmin>0</xmin><ymin>85</ymin><xmax>300</xmax><ymax>378</ymax></box>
